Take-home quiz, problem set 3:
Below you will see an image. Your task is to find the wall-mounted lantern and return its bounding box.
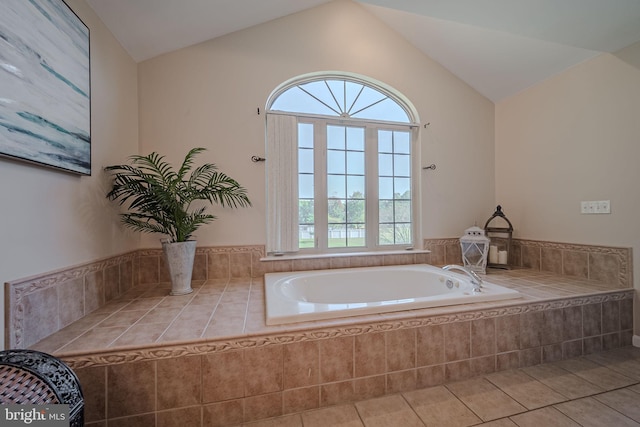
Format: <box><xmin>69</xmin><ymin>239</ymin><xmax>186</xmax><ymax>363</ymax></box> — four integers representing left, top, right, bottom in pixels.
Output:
<box><xmin>459</xmin><ymin>225</ymin><xmax>490</xmax><ymax>274</ymax></box>
<box><xmin>484</xmin><ymin>205</ymin><xmax>513</xmax><ymax>269</ymax></box>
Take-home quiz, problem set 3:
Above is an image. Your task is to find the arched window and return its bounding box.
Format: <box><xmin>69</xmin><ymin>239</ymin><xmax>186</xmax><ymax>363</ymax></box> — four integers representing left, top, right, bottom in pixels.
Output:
<box><xmin>266</xmin><ymin>73</ymin><xmax>419</xmax><ymax>254</ymax></box>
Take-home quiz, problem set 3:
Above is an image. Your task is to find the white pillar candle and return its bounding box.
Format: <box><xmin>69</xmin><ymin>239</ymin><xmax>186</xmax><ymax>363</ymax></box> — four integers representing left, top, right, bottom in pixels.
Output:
<box><xmin>489</xmin><ymin>245</ymin><xmax>498</xmax><ymax>263</ymax></box>
<box><xmin>498</xmin><ymin>250</ymin><xmax>508</xmax><ymax>264</ymax></box>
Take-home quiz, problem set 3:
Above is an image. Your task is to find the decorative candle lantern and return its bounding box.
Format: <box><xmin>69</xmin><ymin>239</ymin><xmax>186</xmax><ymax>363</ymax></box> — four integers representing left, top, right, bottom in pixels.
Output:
<box><xmin>459</xmin><ymin>225</ymin><xmax>490</xmax><ymax>274</ymax></box>
<box><xmin>484</xmin><ymin>205</ymin><xmax>513</xmax><ymax>269</ymax></box>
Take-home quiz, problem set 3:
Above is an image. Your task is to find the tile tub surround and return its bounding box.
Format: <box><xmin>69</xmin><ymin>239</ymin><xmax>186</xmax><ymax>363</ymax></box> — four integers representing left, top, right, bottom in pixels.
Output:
<box><xmin>26</xmin><ymin>268</ymin><xmax>634</xmax><ymax>426</ymax></box>
<box><xmin>6</xmin><ymin>240</ymin><xmax>631</xmax><ymax>349</ymax></box>
<box><xmin>5</xmin><ymin>245</ymin><xmax>430</xmax><ymax>349</ymax></box>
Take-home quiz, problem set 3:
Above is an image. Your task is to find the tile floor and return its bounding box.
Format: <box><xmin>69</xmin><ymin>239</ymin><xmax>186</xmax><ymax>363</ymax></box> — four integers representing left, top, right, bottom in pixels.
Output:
<box><xmin>240</xmin><ymin>346</ymin><xmax>640</xmax><ymax>427</ymax></box>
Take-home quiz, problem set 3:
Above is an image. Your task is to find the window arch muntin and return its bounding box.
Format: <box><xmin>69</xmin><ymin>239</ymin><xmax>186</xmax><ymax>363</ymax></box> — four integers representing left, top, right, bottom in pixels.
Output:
<box><xmin>267</xmin><ymin>72</ymin><xmax>419</xmax><ymax>126</ymax></box>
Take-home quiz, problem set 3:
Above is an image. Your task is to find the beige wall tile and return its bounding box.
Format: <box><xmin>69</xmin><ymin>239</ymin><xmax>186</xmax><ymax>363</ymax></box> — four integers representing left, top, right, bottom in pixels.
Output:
<box><xmin>244</xmin><ymin>392</ymin><xmax>283</xmax><ymax>423</ymax></box>
<box><xmin>292</xmin><ymin>257</ymin><xmax>331</xmax><ymax>271</ymax></box>
<box><xmin>417</xmin><ymin>324</ymin><xmax>445</xmax><ymax>366</ymax></box>
<box><xmin>320</xmin><ymin>381</ymin><xmax>355</xmax><ymax>407</ymax></box>
<box><xmin>620</xmin><ymin>298</ymin><xmax>633</xmax><ymax>330</ymax></box>
<box><xmin>138</xmin><ymin>255</ymin><xmax>159</xmax><ymax>284</ymax></box>
<box><xmin>562</xmin><ymin>251</ymin><xmax>588</xmax><ymax>278</ymax></box>
<box><xmin>192</xmin><ymin>253</ymin><xmax>208</xmax><ymax>280</ymax></box>
<box><xmin>519</xmin><ymin>347</ymin><xmax>542</xmax><ymax>367</ymax></box>
<box><xmin>230</xmin><ymin>251</ymin><xmax>253</xmax><ymax>278</ymax></box>
<box><xmin>583</xmin><ymin>303</ymin><xmax>602</xmax><ymax>337</ymax></box>
<box><xmin>203</xmin><ymin>399</ymin><xmax>244</xmax><ymax>427</ymax></box>
<box><xmin>320</xmin><ymin>336</ymin><xmax>354</xmax><ymax>382</ymax></box>
<box><xmin>208</xmin><ymin>252</ymin><xmax>230</xmax><ymax>280</ymax></box>
<box><xmin>497</xmin><ymin>352</ymin><xmax>520</xmax><ymax>371</ymax></box>
<box><xmin>386</xmin><ymin>328</ymin><xmax>416</xmax><ymax>372</ymax></box>
<box><xmin>23</xmin><ymin>286</ymin><xmax>59</xmax><ymax>346</ymax></box>
<box><xmin>542</xmin><ymin>309</ymin><xmax>564</xmax><ymax>345</ymax></box>
<box><xmin>59</xmin><ymin>277</ymin><xmax>84</xmax><ymax>328</ymax></box>
<box><xmin>108</xmin><ymin>414</ymin><xmax>156</xmax><ymax>427</ymax></box>
<box><xmin>562</xmin><ymin>340</ymin><xmax>583</xmax><ymax>359</ymax></box>
<box><xmin>283</xmin><ymin>386</ymin><xmax>319</xmax><ymax>414</ymax></box>
<box><xmin>75</xmin><ymin>366</ymin><xmax>106</xmax><ymax>423</ymax></box>
<box><xmin>543</xmin><ymin>344</ymin><xmax>564</xmax><ymax>363</ymax></box>
<box><xmin>353</xmin><ymin>375</ymin><xmax>386</xmax><ymax>401</ymax></box>
<box><xmin>444</xmin><ymin>360</ymin><xmax>471</xmax><ymax>382</ymax></box>
<box><xmin>583</xmin><ymin>336</ymin><xmax>603</xmax><ymax>355</ymax></box>
<box><xmin>355</xmin><ymin>333</ymin><xmax>385</xmax><ymax>377</ymax></box>
<box><xmin>444</xmin><ymin>321</ymin><xmax>470</xmax><ymax>362</ymax></box>
<box><xmin>244</xmin><ymin>345</ymin><xmax>284</xmax><ymax>396</ymax></box>
<box><xmin>472</xmin><ymin>318</ymin><xmax>496</xmax><ymax>357</ymax></box>
<box><xmin>104</xmin><ymin>264</ymin><xmax>120</xmax><ymax>301</ymax></box>
<box><xmin>588</xmin><ymin>252</ymin><xmax>619</xmax><ymax>286</ymax></box>
<box><xmin>284</xmin><ymin>341</ymin><xmax>319</xmax><ymax>389</ymax></box>
<box><xmin>562</xmin><ymin>306</ymin><xmax>583</xmax><ymax>341</ymax></box>
<box><xmin>471</xmin><ymin>355</ymin><xmax>496</xmax><ymax>376</ymax></box>
<box><xmin>386</xmin><ymin>370</ymin><xmax>417</xmax><ymax>394</ymax></box>
<box><xmin>602</xmin><ymin>300</ymin><xmax>620</xmax><ymax>334</ymax></box>
<box><xmin>157</xmin><ymin>407</ymin><xmax>202</xmax><ymax>427</ymax></box>
<box><xmin>520</xmin><ymin>312</ymin><xmax>542</xmax><ymax>349</ymax></box>
<box><xmin>521</xmin><ymin>246</ymin><xmax>541</xmax><ymax>270</ymax></box>
<box><xmin>85</xmin><ymin>269</ymin><xmax>105</xmax><ymax>314</ymax></box>
<box><xmin>203</xmin><ymin>351</ymin><xmax>244</xmax><ymax>403</ymax></box>
<box><xmin>496</xmin><ymin>315</ymin><xmax>520</xmax><ymax>353</ymax></box>
<box><xmin>107</xmin><ymin>361</ymin><xmax>156</xmax><ymax>418</ymax></box>
<box><xmin>416</xmin><ymin>365</ymin><xmax>445</xmax><ymax>388</ymax></box>
<box><xmin>157</xmin><ymin>355</ymin><xmax>201</xmax><ymax>410</ymax></box>
<box><xmin>541</xmin><ymin>247</ymin><xmax>563</xmax><ymax>274</ymax></box>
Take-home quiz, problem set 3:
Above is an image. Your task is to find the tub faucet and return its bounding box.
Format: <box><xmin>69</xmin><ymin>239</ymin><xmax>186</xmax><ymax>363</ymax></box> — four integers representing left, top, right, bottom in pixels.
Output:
<box><xmin>442</xmin><ymin>265</ymin><xmax>483</xmax><ymax>293</ymax></box>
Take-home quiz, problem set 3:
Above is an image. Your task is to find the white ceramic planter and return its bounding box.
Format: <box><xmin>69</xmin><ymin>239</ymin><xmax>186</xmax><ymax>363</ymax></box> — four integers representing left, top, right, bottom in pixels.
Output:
<box><xmin>162</xmin><ymin>240</ymin><xmax>197</xmax><ymax>295</ymax></box>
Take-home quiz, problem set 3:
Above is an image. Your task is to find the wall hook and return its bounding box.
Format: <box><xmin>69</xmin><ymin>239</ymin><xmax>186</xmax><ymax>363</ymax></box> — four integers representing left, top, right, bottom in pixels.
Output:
<box><xmin>251</xmin><ymin>156</ymin><xmax>266</xmax><ymax>162</ymax></box>
<box><xmin>422</xmin><ymin>164</ymin><xmax>436</xmax><ymax>170</ymax></box>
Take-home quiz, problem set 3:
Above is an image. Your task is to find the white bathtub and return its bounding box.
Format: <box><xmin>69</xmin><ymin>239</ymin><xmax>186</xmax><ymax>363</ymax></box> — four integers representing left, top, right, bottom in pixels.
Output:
<box><xmin>265</xmin><ymin>264</ymin><xmax>521</xmax><ymax>325</ymax></box>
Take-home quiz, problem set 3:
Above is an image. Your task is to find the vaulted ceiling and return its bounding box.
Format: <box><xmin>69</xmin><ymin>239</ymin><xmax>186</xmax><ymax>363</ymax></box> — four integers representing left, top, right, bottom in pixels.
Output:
<box><xmin>85</xmin><ymin>0</ymin><xmax>640</xmax><ymax>101</ymax></box>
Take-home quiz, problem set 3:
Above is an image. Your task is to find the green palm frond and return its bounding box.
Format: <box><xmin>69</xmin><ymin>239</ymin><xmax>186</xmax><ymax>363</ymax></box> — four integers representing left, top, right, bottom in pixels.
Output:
<box><xmin>105</xmin><ymin>148</ymin><xmax>251</xmax><ymax>242</ymax></box>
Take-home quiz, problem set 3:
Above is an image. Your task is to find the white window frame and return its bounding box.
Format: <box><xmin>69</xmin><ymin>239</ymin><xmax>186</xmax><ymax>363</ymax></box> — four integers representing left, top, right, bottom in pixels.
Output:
<box><xmin>266</xmin><ymin>73</ymin><xmax>421</xmax><ymax>255</ymax></box>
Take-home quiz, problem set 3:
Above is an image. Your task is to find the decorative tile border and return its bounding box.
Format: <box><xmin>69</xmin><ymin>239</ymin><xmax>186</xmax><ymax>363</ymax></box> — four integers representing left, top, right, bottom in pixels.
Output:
<box><xmin>61</xmin><ymin>290</ymin><xmax>633</xmax><ymax>369</ymax></box>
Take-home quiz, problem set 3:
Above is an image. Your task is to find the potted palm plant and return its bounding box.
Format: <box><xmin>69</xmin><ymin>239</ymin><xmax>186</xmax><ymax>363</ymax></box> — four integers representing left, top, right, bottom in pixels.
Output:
<box><xmin>105</xmin><ymin>147</ymin><xmax>251</xmax><ymax>295</ymax></box>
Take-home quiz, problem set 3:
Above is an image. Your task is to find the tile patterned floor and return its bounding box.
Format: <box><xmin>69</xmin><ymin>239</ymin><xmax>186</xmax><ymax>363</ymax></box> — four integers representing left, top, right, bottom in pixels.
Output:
<box><xmin>240</xmin><ymin>346</ymin><xmax>640</xmax><ymax>427</ymax></box>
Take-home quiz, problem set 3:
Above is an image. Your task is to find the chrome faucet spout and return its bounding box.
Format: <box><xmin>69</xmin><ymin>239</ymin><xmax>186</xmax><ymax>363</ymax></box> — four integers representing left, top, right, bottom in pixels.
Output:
<box><xmin>442</xmin><ymin>265</ymin><xmax>483</xmax><ymax>293</ymax></box>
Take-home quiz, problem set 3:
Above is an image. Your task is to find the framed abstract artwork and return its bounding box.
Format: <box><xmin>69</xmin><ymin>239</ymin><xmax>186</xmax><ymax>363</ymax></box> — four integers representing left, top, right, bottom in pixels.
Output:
<box><xmin>0</xmin><ymin>0</ymin><xmax>91</xmax><ymax>175</ymax></box>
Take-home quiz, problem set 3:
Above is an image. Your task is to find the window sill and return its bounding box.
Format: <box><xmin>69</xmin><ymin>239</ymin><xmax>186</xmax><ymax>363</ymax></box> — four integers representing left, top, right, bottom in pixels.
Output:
<box><xmin>260</xmin><ymin>248</ymin><xmax>430</xmax><ymax>262</ymax></box>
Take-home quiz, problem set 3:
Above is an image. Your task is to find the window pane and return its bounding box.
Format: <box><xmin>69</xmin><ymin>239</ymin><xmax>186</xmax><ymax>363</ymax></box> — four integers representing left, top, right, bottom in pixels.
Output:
<box><xmin>298</xmin><ymin>148</ymin><xmax>313</xmax><ymax>174</ymax></box>
<box><xmin>379</xmin><ymin>200</ymin><xmax>394</xmax><ymax>223</ymax></box>
<box><xmin>299</xmin><ymin>225</ymin><xmax>315</xmax><ymax>248</ymax></box>
<box><xmin>327</xmin><ymin>150</ymin><xmax>345</xmax><ymax>174</ymax></box>
<box><xmin>328</xmin><ymin>199</ymin><xmax>346</xmax><ymax>223</ymax></box>
<box><xmin>394</xmin><ymin>178</ymin><xmax>411</xmax><ymax>199</ymax></box>
<box><xmin>347</xmin><ymin>151</ymin><xmax>364</xmax><ymax>175</ymax></box>
<box><xmin>299</xmin><ymin>174</ymin><xmax>314</xmax><ymax>199</ymax></box>
<box><xmin>328</xmin><ymin>175</ymin><xmax>346</xmax><ymax>198</ymax></box>
<box><xmin>394</xmin><ymin>131</ymin><xmax>410</xmax><ymax>154</ymax></box>
<box><xmin>347</xmin><ymin>175</ymin><xmax>365</xmax><ymax>198</ymax></box>
<box><xmin>395</xmin><ymin>223</ymin><xmax>412</xmax><ymax>244</ymax></box>
<box><xmin>394</xmin><ymin>200</ymin><xmax>411</xmax><ymax>222</ymax></box>
<box><xmin>393</xmin><ymin>154</ymin><xmax>410</xmax><ymax>177</ymax></box>
<box><xmin>272</xmin><ymin>87</ymin><xmax>337</xmax><ymax>116</ymax></box>
<box><xmin>328</xmin><ymin>225</ymin><xmax>346</xmax><ymax>248</ymax></box>
<box><xmin>349</xmin><ymin>86</ymin><xmax>386</xmax><ymax>116</ymax></box>
<box><xmin>378</xmin><ymin>154</ymin><xmax>393</xmax><ymax>176</ymax></box>
<box><xmin>352</xmin><ymin>97</ymin><xmax>410</xmax><ymax>122</ymax></box>
<box><xmin>299</xmin><ymin>80</ymin><xmax>340</xmax><ymax>113</ymax></box>
<box><xmin>327</xmin><ymin>125</ymin><xmax>345</xmax><ymax>149</ymax></box>
<box><xmin>346</xmin><ymin>224</ymin><xmax>365</xmax><ymax>247</ymax></box>
<box><xmin>346</xmin><ymin>199</ymin><xmax>365</xmax><ymax>223</ymax></box>
<box><xmin>379</xmin><ymin>224</ymin><xmax>394</xmax><ymax>245</ymax></box>
<box><xmin>299</xmin><ymin>199</ymin><xmax>314</xmax><ymax>224</ymax></box>
<box><xmin>326</xmin><ymin>80</ymin><xmax>345</xmax><ymax>112</ymax></box>
<box><xmin>346</xmin><ymin>127</ymin><xmax>364</xmax><ymax>150</ymax></box>
<box><xmin>298</xmin><ymin>123</ymin><xmax>314</xmax><ymax>148</ymax></box>
<box><xmin>378</xmin><ymin>130</ymin><xmax>392</xmax><ymax>152</ymax></box>
<box><xmin>379</xmin><ymin>177</ymin><xmax>393</xmax><ymax>199</ymax></box>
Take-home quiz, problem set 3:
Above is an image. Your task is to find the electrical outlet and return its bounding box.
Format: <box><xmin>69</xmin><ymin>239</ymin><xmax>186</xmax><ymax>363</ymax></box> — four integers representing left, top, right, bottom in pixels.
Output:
<box><xmin>580</xmin><ymin>200</ymin><xmax>611</xmax><ymax>214</ymax></box>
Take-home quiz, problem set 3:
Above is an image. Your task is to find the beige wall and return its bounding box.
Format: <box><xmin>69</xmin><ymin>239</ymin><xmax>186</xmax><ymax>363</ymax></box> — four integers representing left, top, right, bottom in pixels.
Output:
<box><xmin>0</xmin><ymin>0</ymin><xmax>139</xmax><ymax>348</ymax></box>
<box><xmin>495</xmin><ymin>48</ymin><xmax>640</xmax><ymax>333</ymax></box>
<box><xmin>137</xmin><ymin>0</ymin><xmax>496</xmax><ymax>248</ymax></box>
